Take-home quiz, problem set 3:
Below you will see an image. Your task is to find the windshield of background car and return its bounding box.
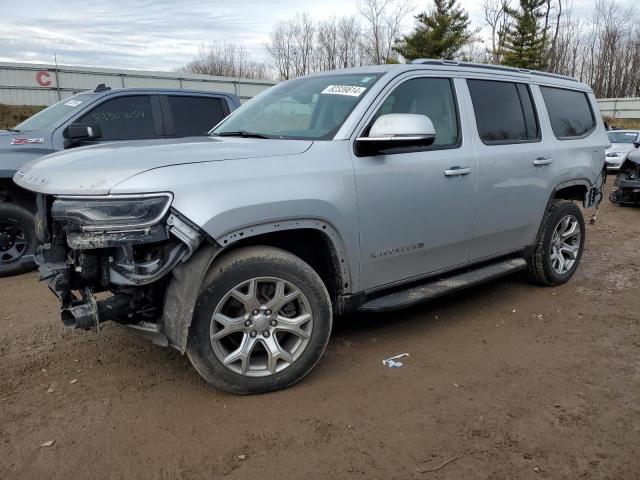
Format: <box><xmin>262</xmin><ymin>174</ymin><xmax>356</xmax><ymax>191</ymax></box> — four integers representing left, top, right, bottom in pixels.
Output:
<box><xmin>15</xmin><ymin>93</ymin><xmax>96</xmax><ymax>132</ymax></box>
<box><xmin>608</xmin><ymin>131</ymin><xmax>639</xmax><ymax>143</ymax></box>
<box><xmin>212</xmin><ymin>73</ymin><xmax>382</xmax><ymax>140</ymax></box>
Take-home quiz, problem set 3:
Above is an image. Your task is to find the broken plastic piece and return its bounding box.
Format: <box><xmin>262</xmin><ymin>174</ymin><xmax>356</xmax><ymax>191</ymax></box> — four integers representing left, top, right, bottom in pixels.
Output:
<box><xmin>382</xmin><ymin>353</ymin><xmax>410</xmax><ymax>368</ymax></box>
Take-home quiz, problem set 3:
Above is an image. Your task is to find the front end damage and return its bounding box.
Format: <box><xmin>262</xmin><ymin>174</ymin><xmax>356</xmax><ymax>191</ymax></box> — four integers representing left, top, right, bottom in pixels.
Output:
<box><xmin>610</xmin><ymin>153</ymin><xmax>640</xmax><ymax>205</ymax></box>
<box><xmin>35</xmin><ymin>192</ymin><xmax>207</xmax><ymax>347</ymax></box>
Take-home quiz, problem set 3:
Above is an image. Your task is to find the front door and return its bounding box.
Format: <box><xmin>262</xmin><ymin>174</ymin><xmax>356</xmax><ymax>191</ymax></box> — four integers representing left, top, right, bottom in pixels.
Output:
<box><xmin>353</xmin><ymin>76</ymin><xmax>477</xmax><ymax>291</ymax></box>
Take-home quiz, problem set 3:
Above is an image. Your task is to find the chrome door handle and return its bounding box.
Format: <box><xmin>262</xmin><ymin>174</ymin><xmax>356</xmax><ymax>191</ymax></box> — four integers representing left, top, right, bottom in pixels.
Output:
<box><xmin>533</xmin><ymin>157</ymin><xmax>553</xmax><ymax>166</ymax></box>
<box><xmin>444</xmin><ymin>166</ymin><xmax>471</xmax><ymax>176</ymax></box>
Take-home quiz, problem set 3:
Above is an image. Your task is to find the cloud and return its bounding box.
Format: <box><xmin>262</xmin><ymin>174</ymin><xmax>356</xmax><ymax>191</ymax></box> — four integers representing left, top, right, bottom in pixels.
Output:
<box><xmin>0</xmin><ymin>0</ymin><xmax>637</xmax><ymax>71</ymax></box>
<box><xmin>0</xmin><ymin>0</ymin><xmax>363</xmax><ymax>70</ymax></box>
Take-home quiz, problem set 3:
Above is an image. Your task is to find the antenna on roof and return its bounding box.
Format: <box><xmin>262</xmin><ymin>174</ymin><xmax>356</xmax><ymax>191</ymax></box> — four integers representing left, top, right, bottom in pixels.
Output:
<box><xmin>94</xmin><ymin>83</ymin><xmax>111</xmax><ymax>93</ymax></box>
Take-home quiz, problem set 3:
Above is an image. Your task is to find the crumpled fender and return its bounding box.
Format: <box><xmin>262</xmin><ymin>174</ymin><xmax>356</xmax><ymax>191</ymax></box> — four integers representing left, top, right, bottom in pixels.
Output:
<box><xmin>162</xmin><ymin>242</ymin><xmax>222</xmax><ymax>353</ymax></box>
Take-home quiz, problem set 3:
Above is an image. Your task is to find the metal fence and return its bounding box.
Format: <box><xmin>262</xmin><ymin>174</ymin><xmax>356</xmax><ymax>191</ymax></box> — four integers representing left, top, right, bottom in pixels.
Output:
<box><xmin>597</xmin><ymin>97</ymin><xmax>640</xmax><ymax>119</ymax></box>
<box><xmin>3</xmin><ymin>61</ymin><xmax>639</xmax><ymax>118</ymax></box>
<box><xmin>0</xmin><ymin>61</ymin><xmax>276</xmax><ymax>106</ymax></box>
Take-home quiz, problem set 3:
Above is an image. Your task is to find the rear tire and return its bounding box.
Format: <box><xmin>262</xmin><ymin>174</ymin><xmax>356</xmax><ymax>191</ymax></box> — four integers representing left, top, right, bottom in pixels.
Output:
<box><xmin>0</xmin><ymin>203</ymin><xmax>37</xmax><ymax>277</ymax></box>
<box><xmin>187</xmin><ymin>246</ymin><xmax>332</xmax><ymax>394</ymax></box>
<box><xmin>527</xmin><ymin>200</ymin><xmax>585</xmax><ymax>286</ymax></box>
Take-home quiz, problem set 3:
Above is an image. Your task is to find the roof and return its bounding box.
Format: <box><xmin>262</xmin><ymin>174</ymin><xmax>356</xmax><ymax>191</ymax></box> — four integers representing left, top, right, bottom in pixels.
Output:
<box><xmin>312</xmin><ymin>59</ymin><xmax>590</xmax><ymax>91</ymax></box>
<box><xmin>89</xmin><ymin>87</ymin><xmax>239</xmax><ymax>97</ymax></box>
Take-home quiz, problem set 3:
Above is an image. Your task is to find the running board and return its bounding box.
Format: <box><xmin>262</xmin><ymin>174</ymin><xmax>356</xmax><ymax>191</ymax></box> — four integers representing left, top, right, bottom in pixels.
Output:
<box><xmin>359</xmin><ymin>258</ymin><xmax>527</xmax><ymax>312</ymax></box>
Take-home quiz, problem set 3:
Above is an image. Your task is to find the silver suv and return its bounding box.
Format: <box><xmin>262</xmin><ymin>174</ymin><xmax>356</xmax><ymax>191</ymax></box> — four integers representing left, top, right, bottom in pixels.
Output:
<box><xmin>14</xmin><ymin>61</ymin><xmax>608</xmax><ymax>394</ymax></box>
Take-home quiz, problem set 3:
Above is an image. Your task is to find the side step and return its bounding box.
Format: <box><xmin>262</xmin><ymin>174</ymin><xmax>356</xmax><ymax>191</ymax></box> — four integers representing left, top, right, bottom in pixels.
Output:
<box><xmin>359</xmin><ymin>258</ymin><xmax>527</xmax><ymax>312</ymax></box>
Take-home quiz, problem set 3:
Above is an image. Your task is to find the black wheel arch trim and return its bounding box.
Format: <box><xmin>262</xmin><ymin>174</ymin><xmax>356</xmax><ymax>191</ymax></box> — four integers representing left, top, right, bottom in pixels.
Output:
<box><xmin>215</xmin><ymin>219</ymin><xmax>352</xmax><ymax>295</ymax></box>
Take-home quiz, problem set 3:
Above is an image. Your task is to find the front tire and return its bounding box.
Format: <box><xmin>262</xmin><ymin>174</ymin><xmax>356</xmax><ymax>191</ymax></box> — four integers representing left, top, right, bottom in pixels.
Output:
<box><xmin>527</xmin><ymin>200</ymin><xmax>585</xmax><ymax>286</ymax></box>
<box><xmin>0</xmin><ymin>203</ymin><xmax>37</xmax><ymax>277</ymax></box>
<box><xmin>187</xmin><ymin>246</ymin><xmax>332</xmax><ymax>394</ymax></box>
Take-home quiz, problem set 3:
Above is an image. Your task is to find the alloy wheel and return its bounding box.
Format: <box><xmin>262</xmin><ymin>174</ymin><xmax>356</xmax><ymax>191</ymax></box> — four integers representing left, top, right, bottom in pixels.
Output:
<box><xmin>210</xmin><ymin>277</ymin><xmax>313</xmax><ymax>377</ymax></box>
<box><xmin>550</xmin><ymin>214</ymin><xmax>581</xmax><ymax>275</ymax></box>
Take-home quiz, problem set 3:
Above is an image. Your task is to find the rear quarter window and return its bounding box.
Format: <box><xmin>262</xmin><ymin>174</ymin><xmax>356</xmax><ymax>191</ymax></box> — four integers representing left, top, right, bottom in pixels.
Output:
<box><xmin>540</xmin><ymin>86</ymin><xmax>596</xmax><ymax>139</ymax></box>
<box><xmin>167</xmin><ymin>96</ymin><xmax>229</xmax><ymax>137</ymax></box>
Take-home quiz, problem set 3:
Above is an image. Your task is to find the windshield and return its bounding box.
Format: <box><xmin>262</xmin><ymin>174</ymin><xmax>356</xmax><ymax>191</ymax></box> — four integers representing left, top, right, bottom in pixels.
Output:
<box><xmin>15</xmin><ymin>93</ymin><xmax>96</xmax><ymax>132</ymax></box>
<box><xmin>212</xmin><ymin>73</ymin><xmax>381</xmax><ymax>140</ymax></box>
<box><xmin>608</xmin><ymin>131</ymin><xmax>639</xmax><ymax>144</ymax></box>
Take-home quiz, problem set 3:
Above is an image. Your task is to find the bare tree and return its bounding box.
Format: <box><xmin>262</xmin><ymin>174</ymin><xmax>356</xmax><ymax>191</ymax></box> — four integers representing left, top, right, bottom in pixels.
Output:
<box><xmin>546</xmin><ymin>0</ymin><xmax>640</xmax><ymax>97</ymax></box>
<box><xmin>317</xmin><ymin>17</ymin><xmax>366</xmax><ymax>71</ymax></box>
<box><xmin>266</xmin><ymin>15</ymin><xmax>367</xmax><ymax>80</ymax></box>
<box><xmin>482</xmin><ymin>0</ymin><xmax>510</xmax><ymax>63</ymax></box>
<box><xmin>180</xmin><ymin>43</ymin><xmax>268</xmax><ymax>79</ymax></box>
<box><xmin>358</xmin><ymin>0</ymin><xmax>412</xmax><ymax>64</ymax></box>
<box><xmin>265</xmin><ymin>14</ymin><xmax>318</xmax><ymax>80</ymax></box>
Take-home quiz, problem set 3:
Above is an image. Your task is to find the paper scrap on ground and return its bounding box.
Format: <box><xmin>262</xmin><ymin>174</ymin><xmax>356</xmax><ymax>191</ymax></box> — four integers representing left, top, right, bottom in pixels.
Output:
<box><xmin>382</xmin><ymin>353</ymin><xmax>410</xmax><ymax>368</ymax></box>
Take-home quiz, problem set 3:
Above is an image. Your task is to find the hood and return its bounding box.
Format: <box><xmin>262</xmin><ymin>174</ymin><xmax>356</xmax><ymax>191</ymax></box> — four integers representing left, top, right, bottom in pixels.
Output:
<box><xmin>0</xmin><ymin>129</ymin><xmax>52</xmax><ymax>150</ymax></box>
<box><xmin>0</xmin><ymin>129</ymin><xmax>54</xmax><ymax>176</ymax></box>
<box><xmin>625</xmin><ymin>148</ymin><xmax>640</xmax><ymax>166</ymax></box>
<box><xmin>14</xmin><ymin>136</ymin><xmax>313</xmax><ymax>195</ymax></box>
<box><xmin>606</xmin><ymin>143</ymin><xmax>635</xmax><ymax>153</ymax></box>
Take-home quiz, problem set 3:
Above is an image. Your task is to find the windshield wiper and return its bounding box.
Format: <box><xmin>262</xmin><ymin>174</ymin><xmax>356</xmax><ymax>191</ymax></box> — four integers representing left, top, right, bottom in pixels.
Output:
<box><xmin>213</xmin><ymin>130</ymin><xmax>272</xmax><ymax>139</ymax></box>
<box><xmin>7</xmin><ymin>128</ymin><xmax>20</xmax><ymax>133</ymax></box>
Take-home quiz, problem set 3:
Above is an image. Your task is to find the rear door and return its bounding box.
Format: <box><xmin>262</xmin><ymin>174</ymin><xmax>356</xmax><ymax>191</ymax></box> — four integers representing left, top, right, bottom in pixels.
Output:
<box><xmin>465</xmin><ymin>78</ymin><xmax>555</xmax><ymax>260</ymax></box>
<box><xmin>160</xmin><ymin>95</ymin><xmax>231</xmax><ymax>137</ymax></box>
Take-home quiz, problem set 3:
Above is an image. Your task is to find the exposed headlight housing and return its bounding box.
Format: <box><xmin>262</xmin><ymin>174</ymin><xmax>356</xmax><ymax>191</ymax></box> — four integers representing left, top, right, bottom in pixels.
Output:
<box><xmin>51</xmin><ymin>193</ymin><xmax>172</xmax><ymax>232</ymax></box>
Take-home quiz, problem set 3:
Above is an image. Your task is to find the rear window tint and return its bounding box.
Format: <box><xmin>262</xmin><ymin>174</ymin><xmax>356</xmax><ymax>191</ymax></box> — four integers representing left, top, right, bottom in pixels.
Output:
<box><xmin>467</xmin><ymin>80</ymin><xmax>539</xmax><ymax>144</ymax></box>
<box><xmin>167</xmin><ymin>96</ymin><xmax>228</xmax><ymax>137</ymax></box>
<box><xmin>540</xmin><ymin>86</ymin><xmax>596</xmax><ymax>139</ymax></box>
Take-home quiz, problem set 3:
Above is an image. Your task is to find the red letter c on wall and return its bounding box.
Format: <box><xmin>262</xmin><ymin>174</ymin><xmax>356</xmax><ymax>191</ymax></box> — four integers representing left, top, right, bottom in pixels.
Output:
<box><xmin>36</xmin><ymin>71</ymin><xmax>52</xmax><ymax>87</ymax></box>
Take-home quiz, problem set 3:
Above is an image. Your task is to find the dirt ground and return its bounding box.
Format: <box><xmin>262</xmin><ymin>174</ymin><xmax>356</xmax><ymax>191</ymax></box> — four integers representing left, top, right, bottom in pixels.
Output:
<box><xmin>1</xmin><ymin>184</ymin><xmax>639</xmax><ymax>480</ymax></box>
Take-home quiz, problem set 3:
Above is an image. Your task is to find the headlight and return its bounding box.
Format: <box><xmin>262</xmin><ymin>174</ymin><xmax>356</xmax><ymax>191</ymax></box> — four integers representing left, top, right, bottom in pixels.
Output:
<box><xmin>52</xmin><ymin>194</ymin><xmax>172</xmax><ymax>232</ymax></box>
<box><xmin>606</xmin><ymin>151</ymin><xmax>624</xmax><ymax>157</ymax></box>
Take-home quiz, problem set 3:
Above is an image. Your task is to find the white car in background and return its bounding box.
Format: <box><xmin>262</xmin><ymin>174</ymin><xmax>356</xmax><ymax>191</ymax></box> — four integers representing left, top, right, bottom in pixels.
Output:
<box><xmin>606</xmin><ymin>130</ymin><xmax>640</xmax><ymax>170</ymax></box>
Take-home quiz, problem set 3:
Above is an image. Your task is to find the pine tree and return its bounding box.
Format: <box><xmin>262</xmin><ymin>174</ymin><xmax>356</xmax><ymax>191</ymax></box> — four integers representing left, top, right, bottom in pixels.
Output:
<box><xmin>394</xmin><ymin>0</ymin><xmax>474</xmax><ymax>61</ymax></box>
<box><xmin>500</xmin><ymin>0</ymin><xmax>548</xmax><ymax>70</ymax></box>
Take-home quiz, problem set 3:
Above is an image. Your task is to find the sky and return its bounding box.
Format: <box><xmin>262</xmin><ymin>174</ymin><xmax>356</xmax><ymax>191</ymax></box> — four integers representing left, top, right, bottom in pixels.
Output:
<box><xmin>0</xmin><ymin>0</ymin><xmax>635</xmax><ymax>72</ymax></box>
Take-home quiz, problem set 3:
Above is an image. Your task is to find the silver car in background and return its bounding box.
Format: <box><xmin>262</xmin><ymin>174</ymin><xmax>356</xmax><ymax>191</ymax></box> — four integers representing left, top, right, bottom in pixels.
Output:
<box><xmin>605</xmin><ymin>130</ymin><xmax>640</xmax><ymax>170</ymax></box>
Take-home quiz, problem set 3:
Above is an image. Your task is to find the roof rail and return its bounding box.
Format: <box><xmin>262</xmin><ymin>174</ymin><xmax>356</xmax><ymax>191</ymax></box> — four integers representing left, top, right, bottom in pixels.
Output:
<box><xmin>94</xmin><ymin>83</ymin><xmax>111</xmax><ymax>93</ymax></box>
<box><xmin>410</xmin><ymin>59</ymin><xmax>578</xmax><ymax>83</ymax></box>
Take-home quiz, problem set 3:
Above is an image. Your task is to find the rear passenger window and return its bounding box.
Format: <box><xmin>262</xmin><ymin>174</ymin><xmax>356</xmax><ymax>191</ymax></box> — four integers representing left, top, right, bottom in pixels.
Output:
<box><xmin>371</xmin><ymin>77</ymin><xmax>459</xmax><ymax>148</ymax></box>
<box><xmin>79</xmin><ymin>95</ymin><xmax>155</xmax><ymax>141</ymax></box>
<box><xmin>167</xmin><ymin>96</ymin><xmax>229</xmax><ymax>137</ymax></box>
<box><xmin>467</xmin><ymin>80</ymin><xmax>539</xmax><ymax>144</ymax></box>
<box><xmin>540</xmin><ymin>86</ymin><xmax>596</xmax><ymax>139</ymax></box>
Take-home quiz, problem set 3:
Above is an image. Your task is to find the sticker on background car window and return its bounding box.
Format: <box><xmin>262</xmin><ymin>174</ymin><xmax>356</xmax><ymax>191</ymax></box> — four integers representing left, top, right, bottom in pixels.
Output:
<box><xmin>321</xmin><ymin>85</ymin><xmax>367</xmax><ymax>97</ymax></box>
<box><xmin>64</xmin><ymin>100</ymin><xmax>83</xmax><ymax>107</ymax></box>
<box><xmin>11</xmin><ymin>138</ymin><xmax>44</xmax><ymax>145</ymax></box>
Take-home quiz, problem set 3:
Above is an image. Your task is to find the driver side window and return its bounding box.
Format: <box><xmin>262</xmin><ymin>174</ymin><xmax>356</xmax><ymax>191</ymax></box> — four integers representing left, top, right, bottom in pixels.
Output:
<box><xmin>372</xmin><ymin>77</ymin><xmax>459</xmax><ymax>148</ymax></box>
<box><xmin>78</xmin><ymin>95</ymin><xmax>155</xmax><ymax>141</ymax></box>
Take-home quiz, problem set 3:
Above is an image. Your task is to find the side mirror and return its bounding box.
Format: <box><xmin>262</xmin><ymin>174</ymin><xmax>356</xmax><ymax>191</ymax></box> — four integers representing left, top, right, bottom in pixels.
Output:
<box><xmin>633</xmin><ymin>141</ymin><xmax>640</xmax><ymax>149</ymax></box>
<box><xmin>355</xmin><ymin>114</ymin><xmax>436</xmax><ymax>156</ymax></box>
<box><xmin>63</xmin><ymin>123</ymin><xmax>101</xmax><ymax>148</ymax></box>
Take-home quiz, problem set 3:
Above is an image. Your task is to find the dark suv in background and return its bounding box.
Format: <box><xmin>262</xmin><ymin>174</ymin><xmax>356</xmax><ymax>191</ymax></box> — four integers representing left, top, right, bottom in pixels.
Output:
<box><xmin>0</xmin><ymin>85</ymin><xmax>240</xmax><ymax>276</ymax></box>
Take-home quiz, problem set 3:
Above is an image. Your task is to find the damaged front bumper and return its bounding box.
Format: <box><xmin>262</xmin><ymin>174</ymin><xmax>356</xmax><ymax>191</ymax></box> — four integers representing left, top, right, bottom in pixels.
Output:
<box><xmin>36</xmin><ymin>192</ymin><xmax>206</xmax><ymax>347</ymax></box>
<box><xmin>610</xmin><ymin>157</ymin><xmax>640</xmax><ymax>205</ymax></box>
